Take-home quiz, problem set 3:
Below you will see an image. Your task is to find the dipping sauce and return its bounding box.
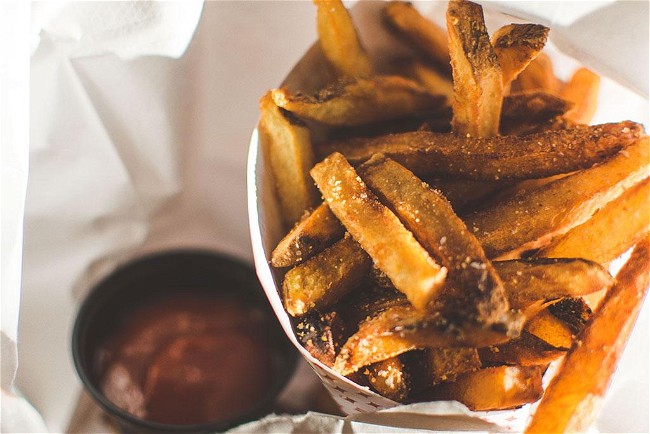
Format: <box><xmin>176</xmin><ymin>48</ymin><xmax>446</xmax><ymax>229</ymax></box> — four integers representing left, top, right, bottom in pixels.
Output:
<box><xmin>96</xmin><ymin>291</ymin><xmax>275</xmax><ymax>426</ymax></box>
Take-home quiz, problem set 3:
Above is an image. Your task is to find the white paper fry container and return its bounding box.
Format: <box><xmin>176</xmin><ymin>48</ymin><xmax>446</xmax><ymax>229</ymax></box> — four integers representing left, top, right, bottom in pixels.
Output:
<box><xmin>247</xmin><ymin>0</ymin><xmax>648</xmax><ymax>430</ymax></box>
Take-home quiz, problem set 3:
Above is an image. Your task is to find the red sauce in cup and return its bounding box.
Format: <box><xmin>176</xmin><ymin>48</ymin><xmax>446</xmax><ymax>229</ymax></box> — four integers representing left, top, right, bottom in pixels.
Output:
<box><xmin>96</xmin><ymin>291</ymin><xmax>274</xmax><ymax>426</ymax></box>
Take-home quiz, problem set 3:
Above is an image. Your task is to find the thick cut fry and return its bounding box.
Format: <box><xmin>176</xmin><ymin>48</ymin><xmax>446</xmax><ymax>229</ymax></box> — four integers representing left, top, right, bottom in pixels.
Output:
<box><xmin>479</xmin><ymin>331</ymin><xmax>566</xmax><ymax>366</ymax></box>
<box><xmin>403</xmin><ymin>60</ymin><xmax>454</xmax><ymax>101</ymax></box>
<box><xmin>424</xmin><ymin>178</ymin><xmax>506</xmax><ymax>212</ymax></box>
<box><xmin>465</xmin><ymin>136</ymin><xmax>650</xmax><ymax>258</ymax></box>
<box><xmin>358</xmin><ymin>155</ymin><xmax>510</xmax><ymax>327</ymax></box>
<box><xmin>561</xmin><ymin>67</ymin><xmax>600</xmax><ymax>125</ymax></box>
<box><xmin>500</xmin><ymin>91</ymin><xmax>573</xmax><ymax>136</ymax></box>
<box><xmin>494</xmin><ymin>258</ymin><xmax>613</xmax><ymax>312</ymax></box>
<box><xmin>282</xmin><ymin>235</ymin><xmax>372</xmax><ymax>317</ymax></box>
<box><xmin>382</xmin><ymin>1</ymin><xmax>451</xmax><ymax>72</ymax></box>
<box><xmin>539</xmin><ymin>177</ymin><xmax>650</xmax><ymax>263</ymax></box>
<box><xmin>447</xmin><ymin>0</ymin><xmax>503</xmax><ymax>137</ymax></box>
<box><xmin>319</xmin><ymin>121</ymin><xmax>644</xmax><ymax>181</ymax></box>
<box><xmin>365</xmin><ymin>354</ymin><xmax>413</xmax><ymax>402</ymax></box>
<box><xmin>525</xmin><ymin>309</ymin><xmax>574</xmax><ymax>350</ymax></box>
<box><xmin>548</xmin><ymin>297</ymin><xmax>592</xmax><ymax>336</ymax></box>
<box><xmin>428</xmin><ymin>347</ymin><xmax>481</xmax><ymax>385</ymax></box>
<box><xmin>258</xmin><ymin>92</ymin><xmax>319</xmax><ymax>227</ymax></box>
<box><xmin>313</xmin><ymin>0</ymin><xmax>372</xmax><ymax>78</ymax></box>
<box><xmin>333</xmin><ymin>304</ymin><xmax>520</xmax><ymax>376</ymax></box>
<box><xmin>271</xmin><ymin>203</ymin><xmax>345</xmax><ymax>267</ymax></box>
<box><xmin>273</xmin><ymin>76</ymin><xmax>447</xmax><ymax>127</ymax></box>
<box><xmin>295</xmin><ymin>310</ymin><xmax>348</xmax><ymax>367</ymax></box>
<box><xmin>311</xmin><ymin>152</ymin><xmax>447</xmax><ymax>311</ymax></box>
<box><xmin>492</xmin><ymin>24</ymin><xmax>549</xmax><ymax>86</ymax></box>
<box><xmin>526</xmin><ymin>238</ymin><xmax>650</xmax><ymax>433</ymax></box>
<box><xmin>426</xmin><ymin>365</ymin><xmax>544</xmax><ymax>411</ymax></box>
<box><xmin>515</xmin><ymin>53</ymin><xmax>562</xmax><ymax>94</ymax></box>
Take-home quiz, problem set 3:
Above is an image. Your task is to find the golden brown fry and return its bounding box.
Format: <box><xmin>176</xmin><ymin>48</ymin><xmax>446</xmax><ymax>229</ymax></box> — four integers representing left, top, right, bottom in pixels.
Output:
<box><xmin>295</xmin><ymin>310</ymin><xmax>348</xmax><ymax>367</ymax></box>
<box><xmin>548</xmin><ymin>297</ymin><xmax>592</xmax><ymax>336</ymax></box>
<box><xmin>492</xmin><ymin>24</ymin><xmax>549</xmax><ymax>86</ymax></box>
<box><xmin>526</xmin><ymin>238</ymin><xmax>650</xmax><ymax>433</ymax></box>
<box><xmin>313</xmin><ymin>0</ymin><xmax>373</xmax><ymax>78</ymax></box>
<box><xmin>333</xmin><ymin>304</ymin><xmax>519</xmax><ymax>376</ymax></box>
<box><xmin>398</xmin><ymin>59</ymin><xmax>454</xmax><ymax>101</ymax></box>
<box><xmin>447</xmin><ymin>0</ymin><xmax>503</xmax><ymax>137</ymax></box>
<box><xmin>259</xmin><ymin>92</ymin><xmax>319</xmax><ymax>227</ymax></box>
<box><xmin>311</xmin><ymin>152</ymin><xmax>447</xmax><ymax>311</ymax></box>
<box><xmin>515</xmin><ymin>53</ymin><xmax>562</xmax><ymax>94</ymax></box>
<box><xmin>365</xmin><ymin>355</ymin><xmax>413</xmax><ymax>402</ymax></box>
<box><xmin>525</xmin><ymin>308</ymin><xmax>575</xmax><ymax>350</ymax></box>
<box><xmin>561</xmin><ymin>67</ymin><xmax>600</xmax><ymax>124</ymax></box>
<box><xmin>271</xmin><ymin>203</ymin><xmax>345</xmax><ymax>267</ymax></box>
<box><xmin>382</xmin><ymin>1</ymin><xmax>451</xmax><ymax>72</ymax></box>
<box><xmin>494</xmin><ymin>258</ymin><xmax>613</xmax><ymax>312</ymax></box>
<box><xmin>319</xmin><ymin>121</ymin><xmax>644</xmax><ymax>181</ymax></box>
<box><xmin>500</xmin><ymin>91</ymin><xmax>573</xmax><ymax>136</ymax></box>
<box><xmin>426</xmin><ymin>365</ymin><xmax>544</xmax><ymax>411</ymax></box>
<box><xmin>282</xmin><ymin>235</ymin><xmax>372</xmax><ymax>317</ymax></box>
<box><xmin>358</xmin><ymin>155</ymin><xmax>511</xmax><ymax>327</ymax></box>
<box><xmin>539</xmin><ymin>177</ymin><xmax>650</xmax><ymax>263</ymax></box>
<box><xmin>464</xmin><ymin>136</ymin><xmax>650</xmax><ymax>258</ymax></box>
<box><xmin>479</xmin><ymin>331</ymin><xmax>566</xmax><ymax>366</ymax></box>
<box><xmin>273</xmin><ymin>76</ymin><xmax>447</xmax><ymax>127</ymax></box>
<box><xmin>424</xmin><ymin>178</ymin><xmax>506</xmax><ymax>213</ymax></box>
<box><xmin>428</xmin><ymin>347</ymin><xmax>482</xmax><ymax>385</ymax></box>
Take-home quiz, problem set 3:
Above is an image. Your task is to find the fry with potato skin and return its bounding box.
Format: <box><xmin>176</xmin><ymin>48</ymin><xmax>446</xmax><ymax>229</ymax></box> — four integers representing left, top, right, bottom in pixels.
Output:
<box><xmin>311</xmin><ymin>152</ymin><xmax>447</xmax><ymax>311</ymax></box>
<box><xmin>273</xmin><ymin>76</ymin><xmax>447</xmax><ymax>127</ymax></box>
<box><xmin>479</xmin><ymin>331</ymin><xmax>566</xmax><ymax>367</ymax></box>
<box><xmin>401</xmin><ymin>59</ymin><xmax>454</xmax><ymax>101</ymax></box>
<box><xmin>561</xmin><ymin>67</ymin><xmax>600</xmax><ymax>125</ymax></box>
<box><xmin>258</xmin><ymin>92</ymin><xmax>319</xmax><ymax>227</ymax></box>
<box><xmin>282</xmin><ymin>235</ymin><xmax>372</xmax><ymax>317</ymax></box>
<box><xmin>526</xmin><ymin>238</ymin><xmax>650</xmax><ymax>433</ymax></box>
<box><xmin>492</xmin><ymin>24</ymin><xmax>549</xmax><ymax>86</ymax></box>
<box><xmin>499</xmin><ymin>91</ymin><xmax>573</xmax><ymax>136</ymax></box>
<box><xmin>465</xmin><ymin>136</ymin><xmax>650</xmax><ymax>258</ymax></box>
<box><xmin>313</xmin><ymin>0</ymin><xmax>373</xmax><ymax>78</ymax></box>
<box><xmin>358</xmin><ymin>155</ymin><xmax>510</xmax><ymax>327</ymax></box>
<box><xmin>539</xmin><ymin>177</ymin><xmax>650</xmax><ymax>263</ymax></box>
<box><xmin>271</xmin><ymin>203</ymin><xmax>345</xmax><ymax>267</ymax></box>
<box><xmin>514</xmin><ymin>53</ymin><xmax>562</xmax><ymax>94</ymax></box>
<box><xmin>319</xmin><ymin>121</ymin><xmax>644</xmax><ymax>181</ymax></box>
<box><xmin>447</xmin><ymin>0</ymin><xmax>503</xmax><ymax>137</ymax></box>
<box><xmin>382</xmin><ymin>1</ymin><xmax>451</xmax><ymax>73</ymax></box>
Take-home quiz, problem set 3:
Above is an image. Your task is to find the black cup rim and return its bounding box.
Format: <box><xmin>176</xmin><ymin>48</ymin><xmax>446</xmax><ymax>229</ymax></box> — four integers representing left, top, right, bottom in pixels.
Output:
<box><xmin>71</xmin><ymin>249</ymin><xmax>296</xmax><ymax>433</ymax></box>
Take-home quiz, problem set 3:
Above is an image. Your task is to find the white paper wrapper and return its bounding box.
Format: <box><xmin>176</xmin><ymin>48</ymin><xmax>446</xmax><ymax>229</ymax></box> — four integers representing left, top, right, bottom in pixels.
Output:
<box><xmin>247</xmin><ymin>1</ymin><xmax>648</xmax><ymax>432</ymax></box>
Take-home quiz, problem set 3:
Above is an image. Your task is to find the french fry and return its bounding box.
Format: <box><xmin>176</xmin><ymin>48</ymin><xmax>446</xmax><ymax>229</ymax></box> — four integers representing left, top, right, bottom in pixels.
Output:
<box><xmin>514</xmin><ymin>53</ymin><xmax>562</xmax><ymax>94</ymax></box>
<box><xmin>310</xmin><ymin>152</ymin><xmax>447</xmax><ymax>311</ymax></box>
<box><xmin>273</xmin><ymin>76</ymin><xmax>447</xmax><ymax>127</ymax></box>
<box><xmin>526</xmin><ymin>238</ymin><xmax>650</xmax><ymax>433</ymax></box>
<box><xmin>358</xmin><ymin>154</ymin><xmax>511</xmax><ymax>327</ymax></box>
<box><xmin>499</xmin><ymin>91</ymin><xmax>573</xmax><ymax>136</ymax></box>
<box><xmin>525</xmin><ymin>308</ymin><xmax>575</xmax><ymax>350</ymax></box>
<box><xmin>333</xmin><ymin>304</ymin><xmax>520</xmax><ymax>376</ymax></box>
<box><xmin>259</xmin><ymin>92</ymin><xmax>319</xmax><ymax>227</ymax></box>
<box><xmin>547</xmin><ymin>297</ymin><xmax>592</xmax><ymax>336</ymax></box>
<box><xmin>271</xmin><ymin>203</ymin><xmax>345</xmax><ymax>267</ymax></box>
<box><xmin>464</xmin><ymin>136</ymin><xmax>649</xmax><ymax>258</ymax></box>
<box><xmin>425</xmin><ymin>365</ymin><xmax>545</xmax><ymax>411</ymax></box>
<box><xmin>282</xmin><ymin>235</ymin><xmax>372</xmax><ymax>317</ymax></box>
<box><xmin>494</xmin><ymin>258</ymin><xmax>613</xmax><ymax>313</ymax></box>
<box><xmin>492</xmin><ymin>24</ymin><xmax>549</xmax><ymax>86</ymax></box>
<box><xmin>428</xmin><ymin>347</ymin><xmax>482</xmax><ymax>385</ymax></box>
<box><xmin>313</xmin><ymin>0</ymin><xmax>373</xmax><ymax>78</ymax></box>
<box><xmin>295</xmin><ymin>310</ymin><xmax>348</xmax><ymax>367</ymax></box>
<box><xmin>539</xmin><ymin>177</ymin><xmax>650</xmax><ymax>263</ymax></box>
<box><xmin>479</xmin><ymin>331</ymin><xmax>566</xmax><ymax>366</ymax></box>
<box><xmin>447</xmin><ymin>0</ymin><xmax>503</xmax><ymax>137</ymax></box>
<box><xmin>424</xmin><ymin>178</ymin><xmax>506</xmax><ymax>213</ymax></box>
<box><xmin>365</xmin><ymin>356</ymin><xmax>412</xmax><ymax>402</ymax></box>
<box><xmin>319</xmin><ymin>121</ymin><xmax>643</xmax><ymax>181</ymax></box>
<box><xmin>382</xmin><ymin>1</ymin><xmax>451</xmax><ymax>73</ymax></box>
<box><xmin>561</xmin><ymin>67</ymin><xmax>600</xmax><ymax>124</ymax></box>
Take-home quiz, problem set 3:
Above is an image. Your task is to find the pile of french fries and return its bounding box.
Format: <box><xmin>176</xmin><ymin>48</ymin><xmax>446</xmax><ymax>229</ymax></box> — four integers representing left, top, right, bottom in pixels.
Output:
<box><xmin>258</xmin><ymin>1</ymin><xmax>650</xmax><ymax>432</ymax></box>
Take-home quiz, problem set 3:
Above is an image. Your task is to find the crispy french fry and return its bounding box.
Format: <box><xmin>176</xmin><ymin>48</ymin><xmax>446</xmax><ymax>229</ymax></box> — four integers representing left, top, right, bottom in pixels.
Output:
<box><xmin>561</xmin><ymin>67</ymin><xmax>600</xmax><ymax>125</ymax></box>
<box><xmin>358</xmin><ymin>155</ymin><xmax>511</xmax><ymax>327</ymax></box>
<box><xmin>425</xmin><ymin>365</ymin><xmax>544</xmax><ymax>411</ymax></box>
<box><xmin>282</xmin><ymin>235</ymin><xmax>372</xmax><ymax>316</ymax></box>
<box><xmin>295</xmin><ymin>310</ymin><xmax>348</xmax><ymax>367</ymax></box>
<box><xmin>514</xmin><ymin>53</ymin><xmax>562</xmax><ymax>94</ymax></box>
<box><xmin>365</xmin><ymin>354</ymin><xmax>414</xmax><ymax>402</ymax></box>
<box><xmin>500</xmin><ymin>91</ymin><xmax>573</xmax><ymax>136</ymax></box>
<box><xmin>526</xmin><ymin>238</ymin><xmax>650</xmax><ymax>433</ymax></box>
<box><xmin>273</xmin><ymin>76</ymin><xmax>447</xmax><ymax>127</ymax></box>
<box><xmin>333</xmin><ymin>304</ymin><xmax>520</xmax><ymax>376</ymax></box>
<box><xmin>404</xmin><ymin>59</ymin><xmax>455</xmax><ymax>101</ymax></box>
<box><xmin>479</xmin><ymin>331</ymin><xmax>566</xmax><ymax>366</ymax></box>
<box><xmin>464</xmin><ymin>136</ymin><xmax>650</xmax><ymax>258</ymax></box>
<box><xmin>311</xmin><ymin>152</ymin><xmax>447</xmax><ymax>311</ymax></box>
<box><xmin>492</xmin><ymin>24</ymin><xmax>549</xmax><ymax>86</ymax></box>
<box><xmin>259</xmin><ymin>92</ymin><xmax>319</xmax><ymax>228</ymax></box>
<box><xmin>319</xmin><ymin>121</ymin><xmax>644</xmax><ymax>181</ymax></box>
<box><xmin>548</xmin><ymin>297</ymin><xmax>592</xmax><ymax>336</ymax></box>
<box><xmin>494</xmin><ymin>258</ymin><xmax>613</xmax><ymax>312</ymax></box>
<box><xmin>525</xmin><ymin>308</ymin><xmax>575</xmax><ymax>350</ymax></box>
<box><xmin>313</xmin><ymin>0</ymin><xmax>373</xmax><ymax>78</ymax></box>
<box><xmin>539</xmin><ymin>178</ymin><xmax>650</xmax><ymax>263</ymax></box>
<box><xmin>428</xmin><ymin>347</ymin><xmax>482</xmax><ymax>385</ymax></box>
<box><xmin>271</xmin><ymin>203</ymin><xmax>345</xmax><ymax>267</ymax></box>
<box><xmin>382</xmin><ymin>1</ymin><xmax>451</xmax><ymax>72</ymax></box>
<box><xmin>447</xmin><ymin>0</ymin><xmax>503</xmax><ymax>137</ymax></box>
<box><xmin>424</xmin><ymin>178</ymin><xmax>506</xmax><ymax>212</ymax></box>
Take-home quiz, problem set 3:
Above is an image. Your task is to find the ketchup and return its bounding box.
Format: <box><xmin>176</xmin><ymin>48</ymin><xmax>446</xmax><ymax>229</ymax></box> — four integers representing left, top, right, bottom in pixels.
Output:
<box><xmin>96</xmin><ymin>291</ymin><xmax>274</xmax><ymax>425</ymax></box>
